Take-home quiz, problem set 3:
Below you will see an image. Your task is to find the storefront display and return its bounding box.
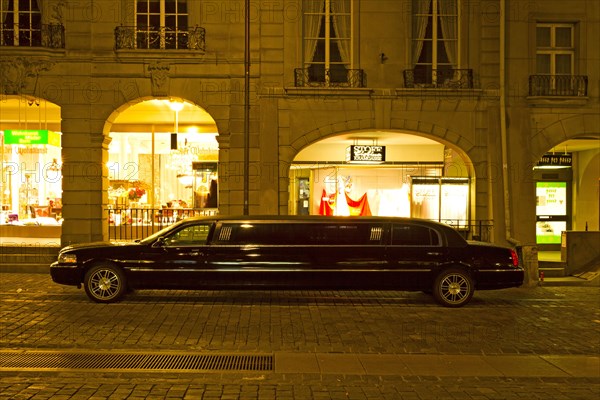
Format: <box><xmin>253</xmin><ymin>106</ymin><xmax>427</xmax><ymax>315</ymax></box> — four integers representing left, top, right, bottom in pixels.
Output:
<box><xmin>297</xmin><ymin>165</ymin><xmax>469</xmax><ymax>222</ymax></box>
<box><xmin>1</xmin><ymin>129</ymin><xmax>62</xmax><ymax>225</ymax></box>
<box><xmin>536</xmin><ymin>181</ymin><xmax>568</xmax><ymax>244</ymax></box>
<box><xmin>107</xmin><ymin>131</ymin><xmax>218</xmax><ymax>216</ymax></box>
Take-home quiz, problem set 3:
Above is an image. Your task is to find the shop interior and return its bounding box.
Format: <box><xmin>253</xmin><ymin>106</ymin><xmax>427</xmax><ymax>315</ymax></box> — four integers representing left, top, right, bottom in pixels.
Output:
<box><xmin>107</xmin><ymin>99</ymin><xmax>219</xmax><ymax>226</ymax></box>
<box><xmin>1</xmin><ymin>98</ymin><xmax>62</xmax><ymax>231</ymax></box>
<box><xmin>289</xmin><ymin>132</ymin><xmax>472</xmax><ymax>225</ymax></box>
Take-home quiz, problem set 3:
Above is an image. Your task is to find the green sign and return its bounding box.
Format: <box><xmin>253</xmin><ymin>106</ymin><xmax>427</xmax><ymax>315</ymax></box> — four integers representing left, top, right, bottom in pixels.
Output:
<box><xmin>3</xmin><ymin>130</ymin><xmax>61</xmax><ymax>146</ymax></box>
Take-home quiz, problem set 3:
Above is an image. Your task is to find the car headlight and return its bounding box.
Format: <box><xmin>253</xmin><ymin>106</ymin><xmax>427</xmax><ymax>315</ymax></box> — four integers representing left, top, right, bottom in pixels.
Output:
<box><xmin>58</xmin><ymin>253</ymin><xmax>77</xmax><ymax>264</ymax></box>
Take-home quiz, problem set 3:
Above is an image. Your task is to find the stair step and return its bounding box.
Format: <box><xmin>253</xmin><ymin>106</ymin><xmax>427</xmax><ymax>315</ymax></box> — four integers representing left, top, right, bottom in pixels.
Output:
<box><xmin>539</xmin><ymin>267</ymin><xmax>566</xmax><ymax>277</ymax></box>
<box><xmin>0</xmin><ymin>263</ymin><xmax>50</xmax><ymax>273</ymax></box>
<box><xmin>0</xmin><ymin>246</ymin><xmax>59</xmax><ymax>266</ymax></box>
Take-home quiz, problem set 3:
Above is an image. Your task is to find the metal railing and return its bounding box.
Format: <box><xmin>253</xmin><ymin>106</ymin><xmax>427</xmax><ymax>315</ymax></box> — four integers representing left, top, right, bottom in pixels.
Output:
<box><xmin>437</xmin><ymin>219</ymin><xmax>493</xmax><ymax>242</ymax></box>
<box><xmin>294</xmin><ymin>68</ymin><xmax>367</xmax><ymax>88</ymax></box>
<box><xmin>107</xmin><ymin>207</ymin><xmax>218</xmax><ymax>241</ymax></box>
<box><xmin>529</xmin><ymin>75</ymin><xmax>588</xmax><ymax>97</ymax></box>
<box><xmin>0</xmin><ymin>23</ymin><xmax>65</xmax><ymax>48</ymax></box>
<box><xmin>114</xmin><ymin>25</ymin><xmax>206</xmax><ymax>51</ymax></box>
<box><xmin>403</xmin><ymin>68</ymin><xmax>474</xmax><ymax>89</ymax></box>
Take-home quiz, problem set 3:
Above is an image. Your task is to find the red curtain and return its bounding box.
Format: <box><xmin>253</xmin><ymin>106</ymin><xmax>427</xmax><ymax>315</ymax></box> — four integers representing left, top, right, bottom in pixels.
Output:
<box><xmin>319</xmin><ymin>189</ymin><xmax>372</xmax><ymax>216</ymax></box>
<box><xmin>345</xmin><ymin>192</ymin><xmax>372</xmax><ymax>216</ymax></box>
<box><xmin>319</xmin><ymin>189</ymin><xmax>335</xmax><ymax>215</ymax></box>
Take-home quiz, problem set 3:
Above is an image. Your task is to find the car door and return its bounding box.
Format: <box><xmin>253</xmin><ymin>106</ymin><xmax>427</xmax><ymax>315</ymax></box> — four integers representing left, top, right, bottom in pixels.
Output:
<box><xmin>205</xmin><ymin>222</ymin><xmax>312</xmax><ymax>288</ymax></box>
<box><xmin>308</xmin><ymin>222</ymin><xmax>390</xmax><ymax>289</ymax></box>
<box><xmin>136</xmin><ymin>222</ymin><xmax>213</xmax><ymax>288</ymax></box>
<box><xmin>386</xmin><ymin>222</ymin><xmax>447</xmax><ymax>290</ymax></box>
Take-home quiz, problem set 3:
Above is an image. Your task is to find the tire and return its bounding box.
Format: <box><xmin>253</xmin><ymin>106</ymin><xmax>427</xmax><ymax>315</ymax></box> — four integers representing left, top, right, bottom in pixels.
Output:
<box><xmin>84</xmin><ymin>263</ymin><xmax>127</xmax><ymax>303</ymax></box>
<box><xmin>433</xmin><ymin>268</ymin><xmax>474</xmax><ymax>307</ymax></box>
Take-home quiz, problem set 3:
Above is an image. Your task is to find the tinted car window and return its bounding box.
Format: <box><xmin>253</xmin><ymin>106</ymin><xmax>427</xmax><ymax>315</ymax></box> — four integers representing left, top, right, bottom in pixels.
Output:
<box><xmin>219</xmin><ymin>223</ymin><xmax>296</xmax><ymax>245</ymax></box>
<box><xmin>392</xmin><ymin>224</ymin><xmax>440</xmax><ymax>246</ymax></box>
<box><xmin>164</xmin><ymin>224</ymin><xmax>211</xmax><ymax>246</ymax></box>
<box><xmin>216</xmin><ymin>222</ymin><xmax>384</xmax><ymax>245</ymax></box>
<box><xmin>302</xmin><ymin>223</ymin><xmax>384</xmax><ymax>245</ymax></box>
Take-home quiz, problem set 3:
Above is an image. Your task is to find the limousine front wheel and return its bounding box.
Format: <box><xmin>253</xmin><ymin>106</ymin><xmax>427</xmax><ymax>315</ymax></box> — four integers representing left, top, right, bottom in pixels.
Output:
<box><xmin>433</xmin><ymin>269</ymin><xmax>474</xmax><ymax>307</ymax></box>
<box><xmin>84</xmin><ymin>264</ymin><xmax>126</xmax><ymax>303</ymax></box>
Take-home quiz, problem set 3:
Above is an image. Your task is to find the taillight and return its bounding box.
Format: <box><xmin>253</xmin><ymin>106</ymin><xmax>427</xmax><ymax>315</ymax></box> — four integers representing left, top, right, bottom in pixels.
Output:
<box><xmin>510</xmin><ymin>249</ymin><xmax>519</xmax><ymax>267</ymax></box>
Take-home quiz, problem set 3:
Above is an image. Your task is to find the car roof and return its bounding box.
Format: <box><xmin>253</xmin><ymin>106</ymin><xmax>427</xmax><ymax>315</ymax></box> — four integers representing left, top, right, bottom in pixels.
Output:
<box><xmin>183</xmin><ymin>215</ymin><xmax>460</xmax><ymax>231</ymax></box>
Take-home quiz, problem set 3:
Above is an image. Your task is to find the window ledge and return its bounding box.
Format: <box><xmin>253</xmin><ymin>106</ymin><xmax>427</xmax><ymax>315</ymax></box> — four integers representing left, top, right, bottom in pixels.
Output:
<box><xmin>115</xmin><ymin>49</ymin><xmax>206</xmax><ymax>61</ymax></box>
<box><xmin>0</xmin><ymin>47</ymin><xmax>66</xmax><ymax>58</ymax></box>
<box><xmin>284</xmin><ymin>87</ymin><xmax>374</xmax><ymax>97</ymax></box>
<box><xmin>526</xmin><ymin>96</ymin><xmax>589</xmax><ymax>107</ymax></box>
<box><xmin>396</xmin><ymin>88</ymin><xmax>483</xmax><ymax>97</ymax></box>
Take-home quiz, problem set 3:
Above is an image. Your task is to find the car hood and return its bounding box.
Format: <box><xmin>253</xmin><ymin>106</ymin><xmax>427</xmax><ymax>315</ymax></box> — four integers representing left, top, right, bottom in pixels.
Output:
<box><xmin>60</xmin><ymin>241</ymin><xmax>140</xmax><ymax>252</ymax></box>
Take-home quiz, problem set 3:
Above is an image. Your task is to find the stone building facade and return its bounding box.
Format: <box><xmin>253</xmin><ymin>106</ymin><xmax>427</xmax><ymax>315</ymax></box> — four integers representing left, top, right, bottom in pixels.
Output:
<box><xmin>0</xmin><ymin>0</ymin><xmax>598</xmax><ymax>251</ymax></box>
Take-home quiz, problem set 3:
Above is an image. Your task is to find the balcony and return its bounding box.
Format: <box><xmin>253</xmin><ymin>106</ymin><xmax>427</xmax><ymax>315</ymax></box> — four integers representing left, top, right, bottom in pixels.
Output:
<box><xmin>0</xmin><ymin>24</ymin><xmax>65</xmax><ymax>49</ymax></box>
<box><xmin>115</xmin><ymin>26</ymin><xmax>206</xmax><ymax>51</ymax></box>
<box><xmin>294</xmin><ymin>68</ymin><xmax>367</xmax><ymax>88</ymax></box>
<box><xmin>529</xmin><ymin>75</ymin><xmax>588</xmax><ymax>97</ymax></box>
<box><xmin>403</xmin><ymin>68</ymin><xmax>474</xmax><ymax>89</ymax></box>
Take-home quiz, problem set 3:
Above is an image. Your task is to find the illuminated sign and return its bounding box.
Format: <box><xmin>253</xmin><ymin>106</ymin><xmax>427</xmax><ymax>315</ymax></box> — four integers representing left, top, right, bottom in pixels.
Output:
<box><xmin>536</xmin><ymin>153</ymin><xmax>572</xmax><ymax>168</ymax></box>
<box><xmin>536</xmin><ymin>182</ymin><xmax>568</xmax><ymax>244</ymax></box>
<box><xmin>192</xmin><ymin>162</ymin><xmax>218</xmax><ymax>172</ymax></box>
<box><xmin>346</xmin><ymin>145</ymin><xmax>386</xmax><ymax>163</ymax></box>
<box><xmin>536</xmin><ymin>182</ymin><xmax>567</xmax><ymax>216</ymax></box>
<box><xmin>3</xmin><ymin>129</ymin><xmax>61</xmax><ymax>146</ymax></box>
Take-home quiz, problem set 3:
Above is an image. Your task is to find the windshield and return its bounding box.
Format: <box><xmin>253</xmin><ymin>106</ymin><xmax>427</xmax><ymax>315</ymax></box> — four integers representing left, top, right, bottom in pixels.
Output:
<box><xmin>138</xmin><ymin>220</ymin><xmax>188</xmax><ymax>245</ymax></box>
<box><xmin>138</xmin><ymin>217</ymin><xmax>216</xmax><ymax>245</ymax></box>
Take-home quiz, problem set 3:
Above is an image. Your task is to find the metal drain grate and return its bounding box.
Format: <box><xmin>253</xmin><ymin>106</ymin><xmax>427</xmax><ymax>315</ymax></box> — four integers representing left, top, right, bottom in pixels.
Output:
<box><xmin>0</xmin><ymin>352</ymin><xmax>273</xmax><ymax>371</ymax></box>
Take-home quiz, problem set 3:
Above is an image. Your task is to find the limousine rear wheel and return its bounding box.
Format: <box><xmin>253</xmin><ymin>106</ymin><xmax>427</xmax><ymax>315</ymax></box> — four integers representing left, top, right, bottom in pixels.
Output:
<box><xmin>84</xmin><ymin>263</ymin><xmax>126</xmax><ymax>303</ymax></box>
<box><xmin>433</xmin><ymin>268</ymin><xmax>474</xmax><ymax>307</ymax></box>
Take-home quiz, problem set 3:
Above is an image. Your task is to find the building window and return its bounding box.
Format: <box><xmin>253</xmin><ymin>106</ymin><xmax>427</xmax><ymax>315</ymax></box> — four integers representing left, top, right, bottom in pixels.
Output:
<box><xmin>0</xmin><ymin>0</ymin><xmax>42</xmax><ymax>47</ymax></box>
<box><xmin>412</xmin><ymin>0</ymin><xmax>459</xmax><ymax>85</ymax></box>
<box><xmin>136</xmin><ymin>0</ymin><xmax>188</xmax><ymax>49</ymax></box>
<box><xmin>303</xmin><ymin>0</ymin><xmax>352</xmax><ymax>85</ymax></box>
<box><xmin>531</xmin><ymin>23</ymin><xmax>586</xmax><ymax>96</ymax></box>
<box><xmin>536</xmin><ymin>23</ymin><xmax>574</xmax><ymax>76</ymax></box>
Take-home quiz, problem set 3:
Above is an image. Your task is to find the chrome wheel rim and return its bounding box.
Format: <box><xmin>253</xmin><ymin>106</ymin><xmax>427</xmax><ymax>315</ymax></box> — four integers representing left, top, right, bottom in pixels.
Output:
<box><xmin>439</xmin><ymin>273</ymin><xmax>470</xmax><ymax>305</ymax></box>
<box><xmin>89</xmin><ymin>269</ymin><xmax>121</xmax><ymax>300</ymax></box>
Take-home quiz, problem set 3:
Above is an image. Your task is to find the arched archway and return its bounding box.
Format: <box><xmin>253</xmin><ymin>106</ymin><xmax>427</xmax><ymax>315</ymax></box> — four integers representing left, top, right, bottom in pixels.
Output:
<box><xmin>288</xmin><ymin>129</ymin><xmax>480</xmax><ymax>236</ymax></box>
<box><xmin>534</xmin><ymin>134</ymin><xmax>600</xmax><ymax>245</ymax></box>
<box><xmin>0</xmin><ymin>96</ymin><xmax>62</xmax><ymax>241</ymax></box>
<box><xmin>102</xmin><ymin>98</ymin><xmax>219</xmax><ymax>233</ymax></box>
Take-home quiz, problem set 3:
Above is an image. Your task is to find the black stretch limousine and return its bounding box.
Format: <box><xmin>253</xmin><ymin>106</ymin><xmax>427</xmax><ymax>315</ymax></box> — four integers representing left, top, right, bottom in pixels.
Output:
<box><xmin>50</xmin><ymin>216</ymin><xmax>524</xmax><ymax>307</ymax></box>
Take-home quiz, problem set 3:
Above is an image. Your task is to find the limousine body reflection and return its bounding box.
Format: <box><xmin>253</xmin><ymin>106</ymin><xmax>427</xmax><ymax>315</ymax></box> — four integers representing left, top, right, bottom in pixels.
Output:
<box><xmin>50</xmin><ymin>216</ymin><xmax>524</xmax><ymax>307</ymax></box>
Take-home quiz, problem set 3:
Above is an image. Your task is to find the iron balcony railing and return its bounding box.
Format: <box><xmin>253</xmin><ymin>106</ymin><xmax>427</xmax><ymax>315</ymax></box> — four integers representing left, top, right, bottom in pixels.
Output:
<box><xmin>0</xmin><ymin>23</ymin><xmax>65</xmax><ymax>49</ymax></box>
<box><xmin>107</xmin><ymin>208</ymin><xmax>492</xmax><ymax>243</ymax></box>
<box><xmin>437</xmin><ymin>219</ymin><xmax>493</xmax><ymax>242</ymax></box>
<box><xmin>115</xmin><ymin>25</ymin><xmax>206</xmax><ymax>51</ymax></box>
<box><xmin>529</xmin><ymin>75</ymin><xmax>588</xmax><ymax>97</ymax></box>
<box><xmin>404</xmin><ymin>68</ymin><xmax>474</xmax><ymax>89</ymax></box>
<box><xmin>107</xmin><ymin>207</ymin><xmax>218</xmax><ymax>241</ymax></box>
<box><xmin>294</xmin><ymin>68</ymin><xmax>367</xmax><ymax>88</ymax></box>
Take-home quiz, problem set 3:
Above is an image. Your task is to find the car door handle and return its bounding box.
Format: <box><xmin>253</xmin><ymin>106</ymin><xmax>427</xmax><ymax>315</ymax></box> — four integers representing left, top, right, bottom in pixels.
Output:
<box><xmin>427</xmin><ymin>252</ymin><xmax>442</xmax><ymax>256</ymax></box>
<box><xmin>189</xmin><ymin>251</ymin><xmax>200</xmax><ymax>257</ymax></box>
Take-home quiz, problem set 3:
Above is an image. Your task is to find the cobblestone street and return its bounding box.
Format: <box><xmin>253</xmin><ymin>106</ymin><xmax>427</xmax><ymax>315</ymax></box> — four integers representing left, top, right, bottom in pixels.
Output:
<box><xmin>1</xmin><ymin>273</ymin><xmax>599</xmax><ymax>399</ymax></box>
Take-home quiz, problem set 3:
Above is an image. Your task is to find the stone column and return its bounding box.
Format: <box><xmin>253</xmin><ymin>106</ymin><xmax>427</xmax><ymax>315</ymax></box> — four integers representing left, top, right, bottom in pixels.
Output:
<box><xmin>60</xmin><ymin>118</ymin><xmax>108</xmax><ymax>245</ymax></box>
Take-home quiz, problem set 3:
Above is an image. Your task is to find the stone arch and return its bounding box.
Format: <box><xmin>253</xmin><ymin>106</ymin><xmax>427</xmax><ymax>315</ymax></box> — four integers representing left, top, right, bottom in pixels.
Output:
<box><xmin>102</xmin><ymin>96</ymin><xmax>223</xmax><ymax>136</ymax></box>
<box><xmin>283</xmin><ymin>119</ymin><xmax>485</xmax><ymax>223</ymax></box>
<box><xmin>285</xmin><ymin>118</ymin><xmax>477</xmax><ymax>174</ymax></box>
<box><xmin>531</xmin><ymin>113</ymin><xmax>600</xmax><ymax>162</ymax></box>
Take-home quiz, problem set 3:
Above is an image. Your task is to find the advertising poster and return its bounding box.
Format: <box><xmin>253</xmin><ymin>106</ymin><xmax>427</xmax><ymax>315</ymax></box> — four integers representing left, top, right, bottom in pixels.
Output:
<box><xmin>536</xmin><ymin>182</ymin><xmax>567</xmax><ymax>244</ymax></box>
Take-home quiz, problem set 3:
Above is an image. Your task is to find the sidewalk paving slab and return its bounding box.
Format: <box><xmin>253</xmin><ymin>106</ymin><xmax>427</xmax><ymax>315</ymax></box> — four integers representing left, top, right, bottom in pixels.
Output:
<box><xmin>273</xmin><ymin>353</ymin><xmax>600</xmax><ymax>378</ymax></box>
<box><xmin>541</xmin><ymin>355</ymin><xmax>600</xmax><ymax>377</ymax></box>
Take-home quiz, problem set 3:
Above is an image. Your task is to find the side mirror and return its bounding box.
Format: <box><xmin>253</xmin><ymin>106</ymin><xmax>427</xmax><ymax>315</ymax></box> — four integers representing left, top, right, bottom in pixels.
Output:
<box><xmin>152</xmin><ymin>236</ymin><xmax>166</xmax><ymax>248</ymax></box>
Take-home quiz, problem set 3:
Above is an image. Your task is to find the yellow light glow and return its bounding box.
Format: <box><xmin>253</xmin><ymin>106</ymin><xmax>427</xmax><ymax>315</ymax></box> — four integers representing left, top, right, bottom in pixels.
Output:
<box><xmin>168</xmin><ymin>101</ymin><xmax>184</xmax><ymax>112</ymax></box>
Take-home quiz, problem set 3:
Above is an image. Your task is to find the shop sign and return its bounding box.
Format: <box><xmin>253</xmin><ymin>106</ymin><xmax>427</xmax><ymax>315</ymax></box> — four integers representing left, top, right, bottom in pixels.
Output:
<box><xmin>536</xmin><ymin>153</ymin><xmax>572</xmax><ymax>168</ymax></box>
<box><xmin>346</xmin><ymin>145</ymin><xmax>386</xmax><ymax>163</ymax></box>
<box><xmin>3</xmin><ymin>129</ymin><xmax>61</xmax><ymax>147</ymax></box>
<box><xmin>192</xmin><ymin>162</ymin><xmax>218</xmax><ymax>172</ymax></box>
